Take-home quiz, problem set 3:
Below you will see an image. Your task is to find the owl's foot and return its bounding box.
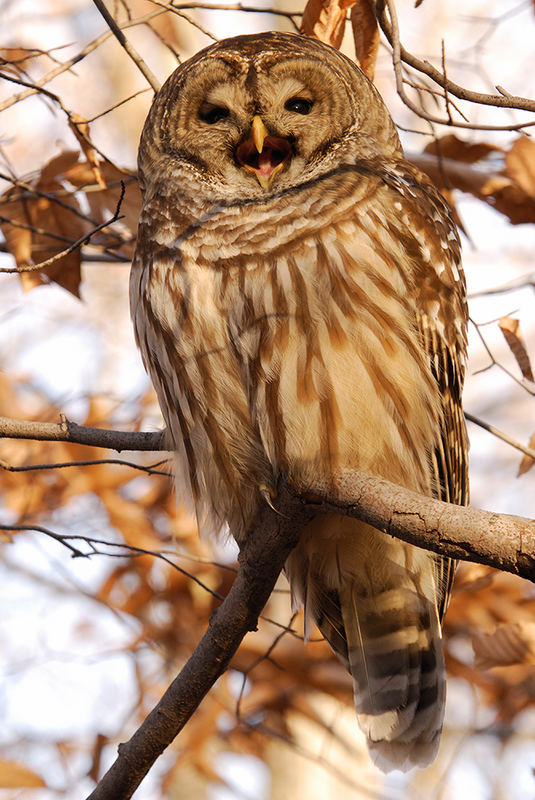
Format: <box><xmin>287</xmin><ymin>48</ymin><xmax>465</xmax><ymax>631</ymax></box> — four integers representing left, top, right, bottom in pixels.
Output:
<box><xmin>259</xmin><ymin>483</ymin><xmax>282</xmax><ymax>515</ymax></box>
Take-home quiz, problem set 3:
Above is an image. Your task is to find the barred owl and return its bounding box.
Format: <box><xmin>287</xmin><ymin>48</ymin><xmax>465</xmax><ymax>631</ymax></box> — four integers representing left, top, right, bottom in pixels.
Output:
<box><xmin>131</xmin><ymin>31</ymin><xmax>468</xmax><ymax>772</ymax></box>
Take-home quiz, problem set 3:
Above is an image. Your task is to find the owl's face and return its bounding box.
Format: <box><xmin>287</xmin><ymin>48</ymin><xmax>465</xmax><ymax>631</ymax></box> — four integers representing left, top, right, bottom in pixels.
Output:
<box><xmin>139</xmin><ymin>32</ymin><xmax>402</xmax><ymax>201</ymax></box>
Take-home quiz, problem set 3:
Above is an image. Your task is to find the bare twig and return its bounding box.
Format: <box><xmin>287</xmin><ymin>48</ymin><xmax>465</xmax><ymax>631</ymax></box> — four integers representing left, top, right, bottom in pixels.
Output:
<box><xmin>147</xmin><ymin>0</ymin><xmax>219</xmax><ymax>41</ymax></box>
<box><xmin>467</xmin><ymin>272</ymin><xmax>535</xmax><ymax>299</ymax></box>
<box><xmin>465</xmin><ymin>412</ymin><xmax>535</xmax><ymax>462</ymax></box>
<box><xmin>3</xmin><ymin>524</ymin><xmax>225</xmax><ymax>599</ymax></box>
<box><xmin>0</xmin><ymin>8</ymin><xmax>168</xmax><ymax>114</ymax></box>
<box><xmin>0</xmin><ymin>415</ymin><xmax>165</xmax><ymax>452</ymax></box>
<box><xmin>92</xmin><ymin>0</ymin><xmax>161</xmax><ymax>91</ymax></box>
<box><xmin>470</xmin><ymin>319</ymin><xmax>535</xmax><ymax>397</ymax></box>
<box><xmin>377</xmin><ymin>0</ymin><xmax>535</xmax><ymax>130</ymax></box>
<box><xmin>0</xmin><ymin>456</ymin><xmax>172</xmax><ymax>477</ymax></box>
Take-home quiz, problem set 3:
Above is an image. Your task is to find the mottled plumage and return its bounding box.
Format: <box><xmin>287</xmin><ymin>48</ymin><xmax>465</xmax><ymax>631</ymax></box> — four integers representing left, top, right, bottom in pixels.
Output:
<box><xmin>131</xmin><ymin>31</ymin><xmax>468</xmax><ymax>772</ymax></box>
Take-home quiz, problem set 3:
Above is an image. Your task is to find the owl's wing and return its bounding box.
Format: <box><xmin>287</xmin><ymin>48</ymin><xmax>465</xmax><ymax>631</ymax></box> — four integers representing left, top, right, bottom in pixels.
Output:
<box><xmin>419</xmin><ymin>311</ymin><xmax>469</xmax><ymax>620</ymax></box>
<box><xmin>397</xmin><ymin>163</ymin><xmax>469</xmax><ymax>621</ymax></box>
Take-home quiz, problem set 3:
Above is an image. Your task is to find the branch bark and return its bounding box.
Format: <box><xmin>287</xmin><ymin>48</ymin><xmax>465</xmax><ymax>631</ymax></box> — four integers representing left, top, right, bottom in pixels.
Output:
<box><xmin>0</xmin><ymin>415</ymin><xmax>165</xmax><ymax>452</ymax></box>
<box><xmin>300</xmin><ymin>474</ymin><xmax>535</xmax><ymax>581</ymax></box>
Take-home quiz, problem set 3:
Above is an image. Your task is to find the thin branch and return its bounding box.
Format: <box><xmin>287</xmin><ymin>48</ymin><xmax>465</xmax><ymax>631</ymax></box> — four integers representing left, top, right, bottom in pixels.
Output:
<box><xmin>92</xmin><ymin>0</ymin><xmax>161</xmax><ymax>91</ymax></box>
<box><xmin>0</xmin><ymin>242</ymin><xmax>130</xmax><ymax>264</ymax></box>
<box><xmin>0</xmin><ymin>456</ymin><xmax>172</xmax><ymax>478</ymax></box>
<box><xmin>0</xmin><ymin>415</ymin><xmax>165</xmax><ymax>452</ymax></box>
<box><xmin>236</xmin><ymin>613</ymin><xmax>297</xmax><ymax>720</ymax></box>
<box><xmin>147</xmin><ymin>0</ymin><xmax>219</xmax><ymax>41</ymax></box>
<box><xmin>377</xmin><ymin>0</ymin><xmax>535</xmax><ymax>130</ymax></box>
<box><xmin>470</xmin><ymin>318</ymin><xmax>535</xmax><ymax>397</ymax></box>
<box><xmin>465</xmin><ymin>412</ymin><xmax>535</xmax><ymax>462</ymax></box>
<box><xmin>467</xmin><ymin>272</ymin><xmax>535</xmax><ymax>299</ymax></box>
<box><xmin>3</xmin><ymin>524</ymin><xmax>225</xmax><ymax>600</ymax></box>
<box><xmin>0</xmin><ymin>8</ymin><xmax>168</xmax><ymax>114</ymax></box>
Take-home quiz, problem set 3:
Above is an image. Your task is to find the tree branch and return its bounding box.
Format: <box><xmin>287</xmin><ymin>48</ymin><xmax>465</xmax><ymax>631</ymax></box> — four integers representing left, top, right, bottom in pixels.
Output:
<box><xmin>84</xmin><ymin>469</ymin><xmax>535</xmax><ymax>798</ymax></box>
<box><xmin>92</xmin><ymin>0</ymin><xmax>161</xmax><ymax>91</ymax></box>
<box><xmin>2</xmin><ymin>414</ymin><xmax>535</xmax><ymax>579</ymax></box>
<box><xmin>300</xmin><ymin>474</ymin><xmax>535</xmax><ymax>580</ymax></box>
<box><xmin>86</xmin><ymin>484</ymin><xmax>313</xmax><ymax>800</ymax></box>
<box><xmin>377</xmin><ymin>0</ymin><xmax>535</xmax><ymax>130</ymax></box>
<box><xmin>4</xmin><ymin>413</ymin><xmax>535</xmax><ymax>796</ymax></box>
<box><xmin>0</xmin><ymin>415</ymin><xmax>165</xmax><ymax>452</ymax></box>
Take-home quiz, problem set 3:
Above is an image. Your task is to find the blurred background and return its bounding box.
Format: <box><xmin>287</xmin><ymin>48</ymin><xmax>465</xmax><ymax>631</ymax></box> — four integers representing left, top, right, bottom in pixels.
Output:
<box><xmin>1</xmin><ymin>1</ymin><xmax>535</xmax><ymax>798</ymax></box>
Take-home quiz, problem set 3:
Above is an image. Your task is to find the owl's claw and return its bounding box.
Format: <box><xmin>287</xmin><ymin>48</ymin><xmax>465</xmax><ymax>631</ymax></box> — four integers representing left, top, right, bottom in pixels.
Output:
<box><xmin>259</xmin><ymin>483</ymin><xmax>281</xmax><ymax>515</ymax></box>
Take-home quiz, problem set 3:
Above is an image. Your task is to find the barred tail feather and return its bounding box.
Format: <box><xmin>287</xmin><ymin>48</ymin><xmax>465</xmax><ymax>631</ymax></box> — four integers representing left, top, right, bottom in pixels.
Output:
<box><xmin>286</xmin><ymin>517</ymin><xmax>446</xmax><ymax>772</ymax></box>
<box><xmin>339</xmin><ymin>579</ymin><xmax>445</xmax><ymax>772</ymax></box>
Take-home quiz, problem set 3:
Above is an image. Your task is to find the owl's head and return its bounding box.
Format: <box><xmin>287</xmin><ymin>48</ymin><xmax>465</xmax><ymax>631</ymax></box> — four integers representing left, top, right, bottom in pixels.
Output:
<box><xmin>138</xmin><ymin>32</ymin><xmax>402</xmax><ymax>200</ymax></box>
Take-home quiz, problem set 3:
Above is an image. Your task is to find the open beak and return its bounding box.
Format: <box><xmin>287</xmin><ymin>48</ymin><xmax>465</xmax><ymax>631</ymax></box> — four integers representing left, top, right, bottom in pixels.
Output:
<box><xmin>236</xmin><ymin>115</ymin><xmax>292</xmax><ymax>190</ymax></box>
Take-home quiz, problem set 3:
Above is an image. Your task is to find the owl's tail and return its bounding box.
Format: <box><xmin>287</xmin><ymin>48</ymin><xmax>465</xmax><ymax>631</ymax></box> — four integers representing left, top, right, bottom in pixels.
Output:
<box><xmin>285</xmin><ymin>515</ymin><xmax>446</xmax><ymax>773</ymax></box>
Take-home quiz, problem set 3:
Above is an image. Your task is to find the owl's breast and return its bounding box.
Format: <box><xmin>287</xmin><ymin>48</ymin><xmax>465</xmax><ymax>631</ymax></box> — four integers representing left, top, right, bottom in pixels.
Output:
<box><xmin>230</xmin><ymin>224</ymin><xmax>443</xmax><ymax>498</ymax></box>
<box><xmin>132</xmin><ymin>169</ymin><xmax>455</xmax><ymax>532</ymax></box>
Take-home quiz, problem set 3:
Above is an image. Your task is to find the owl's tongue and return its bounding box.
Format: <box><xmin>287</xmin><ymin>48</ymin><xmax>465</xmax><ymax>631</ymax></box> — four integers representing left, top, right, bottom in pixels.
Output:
<box><xmin>236</xmin><ymin>127</ymin><xmax>291</xmax><ymax>189</ymax></box>
<box><xmin>257</xmin><ymin>143</ymin><xmax>289</xmax><ymax>179</ymax></box>
<box><xmin>258</xmin><ymin>149</ymin><xmax>274</xmax><ymax>177</ymax></box>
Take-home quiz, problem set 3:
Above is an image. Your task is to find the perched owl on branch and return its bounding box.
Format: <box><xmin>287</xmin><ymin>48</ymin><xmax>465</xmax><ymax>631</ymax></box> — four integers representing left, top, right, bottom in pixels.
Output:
<box><xmin>131</xmin><ymin>31</ymin><xmax>468</xmax><ymax>772</ymax></box>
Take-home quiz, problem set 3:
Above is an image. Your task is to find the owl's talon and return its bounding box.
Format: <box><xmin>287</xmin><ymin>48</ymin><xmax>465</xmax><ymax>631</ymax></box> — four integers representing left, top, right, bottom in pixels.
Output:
<box><xmin>259</xmin><ymin>483</ymin><xmax>281</xmax><ymax>515</ymax></box>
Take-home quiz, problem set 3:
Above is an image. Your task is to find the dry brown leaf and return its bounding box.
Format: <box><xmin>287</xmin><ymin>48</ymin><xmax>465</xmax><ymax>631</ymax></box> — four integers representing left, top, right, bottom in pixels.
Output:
<box><xmin>38</xmin><ymin>150</ymin><xmax>81</xmax><ymax>184</ymax></box>
<box><xmin>473</xmin><ymin>622</ymin><xmax>535</xmax><ymax>669</ymax></box>
<box><xmin>423</xmin><ymin>133</ymin><xmax>500</xmax><ymax>164</ymax></box>
<box><xmin>416</xmin><ymin>135</ymin><xmax>535</xmax><ymax>225</ymax></box>
<box><xmin>413</xmin><ymin>148</ymin><xmax>535</xmax><ymax>225</ymax></box>
<box><xmin>0</xmin><ymin>47</ymin><xmax>39</xmax><ymax>77</ymax></box>
<box><xmin>0</xmin><ymin>146</ymin><xmax>141</xmax><ymax>294</ymax></box>
<box><xmin>301</xmin><ymin>0</ymin><xmax>357</xmax><ymax>49</ymax></box>
<box><xmin>505</xmin><ymin>137</ymin><xmax>535</xmax><ymax>197</ymax></box>
<box><xmin>0</xmin><ymin>150</ymin><xmax>88</xmax><ymax>295</ymax></box>
<box><xmin>498</xmin><ymin>315</ymin><xmax>534</xmax><ymax>382</ymax></box>
<box><xmin>517</xmin><ymin>432</ymin><xmax>535</xmax><ymax>477</ymax></box>
<box><xmin>0</xmin><ymin>760</ymin><xmax>46</xmax><ymax>788</ymax></box>
<box><xmin>350</xmin><ymin>0</ymin><xmax>379</xmax><ymax>79</ymax></box>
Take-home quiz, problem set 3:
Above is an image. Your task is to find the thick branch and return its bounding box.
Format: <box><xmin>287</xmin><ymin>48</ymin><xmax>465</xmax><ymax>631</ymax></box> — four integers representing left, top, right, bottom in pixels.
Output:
<box><xmin>2</xmin><ymin>415</ymin><xmax>535</xmax><ymax>578</ymax></box>
<box><xmin>86</xmin><ymin>485</ymin><xmax>313</xmax><ymax>800</ymax></box>
<box><xmin>301</xmin><ymin>473</ymin><xmax>535</xmax><ymax>581</ymax></box>
<box><xmin>85</xmin><ymin>470</ymin><xmax>535</xmax><ymax>798</ymax></box>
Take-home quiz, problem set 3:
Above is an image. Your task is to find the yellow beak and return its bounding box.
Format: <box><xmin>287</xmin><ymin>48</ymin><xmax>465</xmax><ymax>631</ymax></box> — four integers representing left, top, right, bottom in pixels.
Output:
<box><xmin>252</xmin><ymin>115</ymin><xmax>269</xmax><ymax>154</ymax></box>
<box><xmin>235</xmin><ymin>116</ymin><xmax>291</xmax><ymax>190</ymax></box>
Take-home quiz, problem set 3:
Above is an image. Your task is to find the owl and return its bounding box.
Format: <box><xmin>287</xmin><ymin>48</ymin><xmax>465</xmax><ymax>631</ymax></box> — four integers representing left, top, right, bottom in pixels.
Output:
<box><xmin>130</xmin><ymin>31</ymin><xmax>468</xmax><ymax>772</ymax></box>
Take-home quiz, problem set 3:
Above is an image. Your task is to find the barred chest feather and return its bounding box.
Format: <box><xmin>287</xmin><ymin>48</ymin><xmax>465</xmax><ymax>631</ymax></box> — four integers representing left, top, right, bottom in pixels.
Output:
<box><xmin>131</xmin><ymin>166</ymin><xmax>457</xmax><ymax>541</ymax></box>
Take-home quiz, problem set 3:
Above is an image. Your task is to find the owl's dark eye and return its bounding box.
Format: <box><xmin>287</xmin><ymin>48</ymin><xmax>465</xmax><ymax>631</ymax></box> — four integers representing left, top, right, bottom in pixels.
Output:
<box><xmin>284</xmin><ymin>97</ymin><xmax>313</xmax><ymax>115</ymax></box>
<box><xmin>199</xmin><ymin>104</ymin><xmax>230</xmax><ymax>124</ymax></box>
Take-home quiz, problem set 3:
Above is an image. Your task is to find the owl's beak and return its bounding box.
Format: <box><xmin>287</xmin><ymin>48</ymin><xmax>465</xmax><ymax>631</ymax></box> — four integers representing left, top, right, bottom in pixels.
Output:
<box><xmin>252</xmin><ymin>115</ymin><xmax>269</xmax><ymax>153</ymax></box>
<box><xmin>235</xmin><ymin>115</ymin><xmax>291</xmax><ymax>189</ymax></box>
